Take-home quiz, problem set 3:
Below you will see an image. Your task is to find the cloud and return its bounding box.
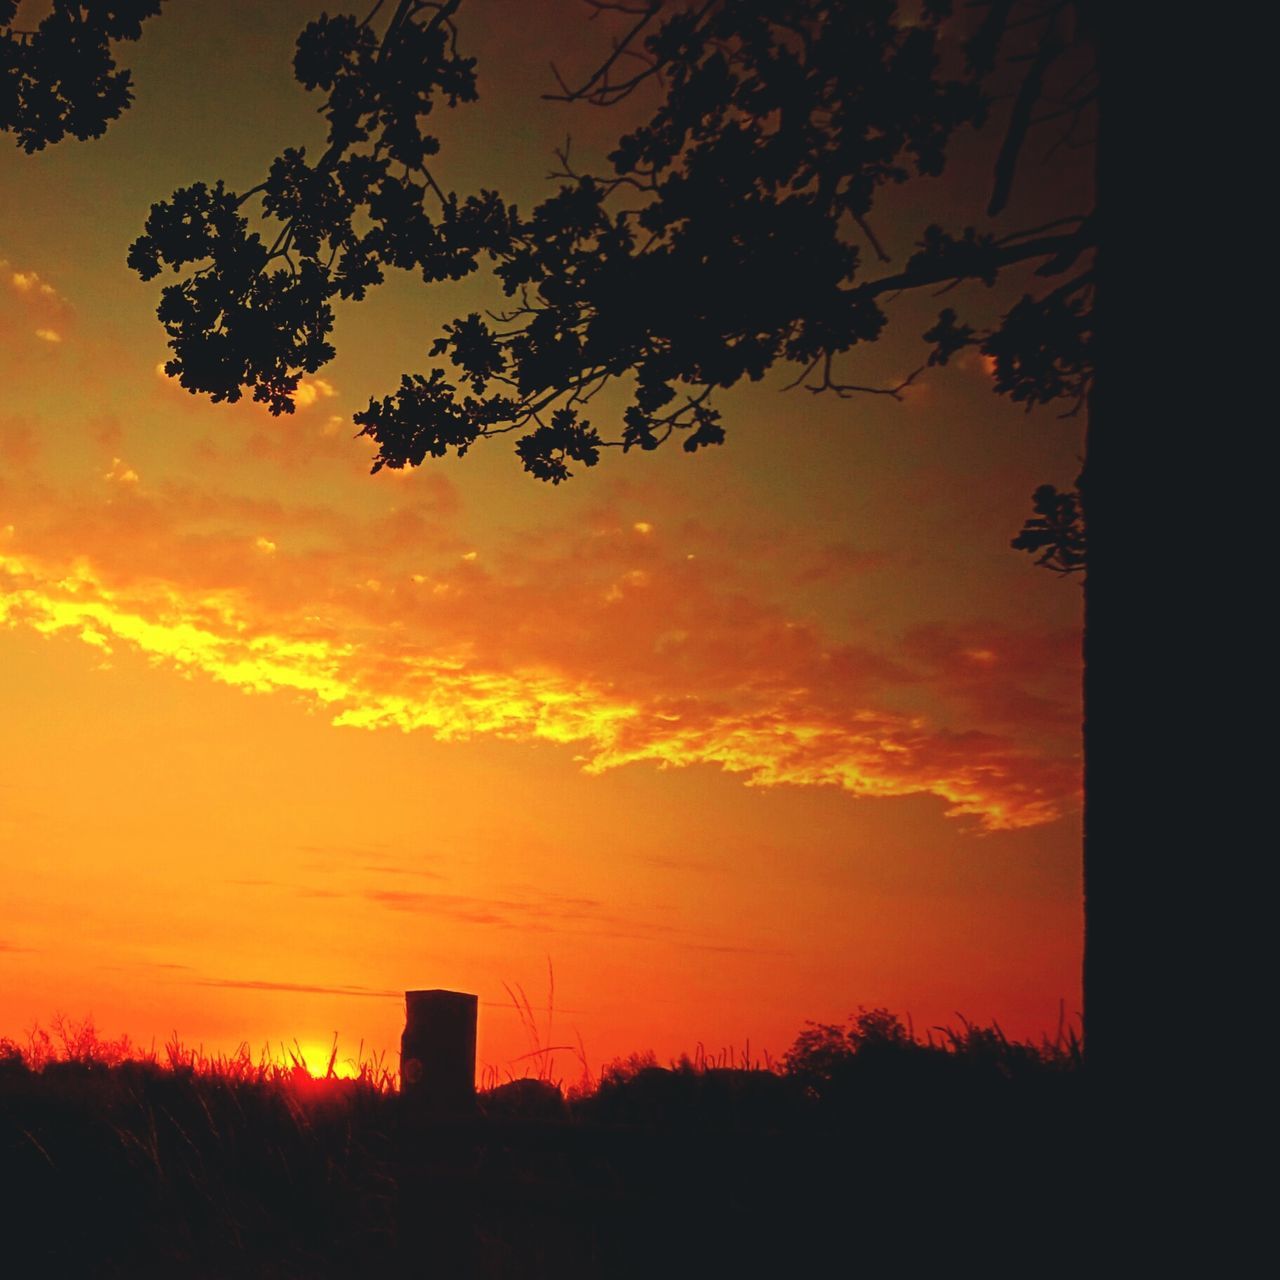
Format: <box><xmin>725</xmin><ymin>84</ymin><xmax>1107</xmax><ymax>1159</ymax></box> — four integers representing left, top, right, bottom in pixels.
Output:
<box><xmin>792</xmin><ymin>541</ymin><xmax>896</xmax><ymax>583</ymax></box>
<box><xmin>354</xmin><ymin>863</ymin><xmax>448</xmax><ymax>881</ymax></box>
<box><xmin>104</xmin><ymin>458</ymin><xmax>139</xmax><ymax>486</ymax></box>
<box><xmin>293</xmin><ymin>377</ymin><xmax>337</xmax><ymax>409</ymax></box>
<box><xmin>365</xmin><ymin>886</ymin><xmax>606</xmax><ymax>929</ymax></box>
<box><xmin>2</xmin><ymin>257</ymin><xmax>74</xmax><ymax>346</ymax></box>
<box><xmin>217</xmin><ymin>867</ymin><xmax>782</xmax><ymax>952</ymax></box>
<box><xmin>359</xmin><ymin>884</ymin><xmax>766</xmax><ymax>951</ymax></box>
<box><xmin>0</xmin><ymin>473</ymin><xmax>1078</xmax><ymax>831</ymax></box>
<box><xmin>899</xmin><ymin>622</ymin><xmax>1081</xmax><ymax>738</ymax></box>
<box><xmin>192</xmin><ymin>976</ymin><xmax>400</xmax><ymax>999</ymax></box>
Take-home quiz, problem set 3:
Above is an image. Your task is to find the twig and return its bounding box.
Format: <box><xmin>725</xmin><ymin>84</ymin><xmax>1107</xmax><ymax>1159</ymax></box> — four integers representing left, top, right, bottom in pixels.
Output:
<box><xmin>806</xmin><ymin>354</ymin><xmax>925</xmax><ymax>400</ymax></box>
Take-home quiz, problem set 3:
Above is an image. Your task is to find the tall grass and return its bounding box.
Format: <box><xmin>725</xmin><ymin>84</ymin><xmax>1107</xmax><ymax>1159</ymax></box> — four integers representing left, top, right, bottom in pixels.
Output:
<box><xmin>4</xmin><ymin>1016</ymin><xmax>398</xmax><ymax>1091</ymax></box>
<box><xmin>2</xmin><ymin>1019</ymin><xmax>402</xmax><ymax>1276</ymax></box>
<box><xmin>1</xmin><ymin>1006</ymin><xmax>1085</xmax><ymax>1276</ymax></box>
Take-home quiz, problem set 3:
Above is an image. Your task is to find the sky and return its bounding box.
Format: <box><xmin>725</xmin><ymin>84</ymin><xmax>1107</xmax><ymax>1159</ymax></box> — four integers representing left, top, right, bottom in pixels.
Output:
<box><xmin>0</xmin><ymin>0</ymin><xmax>1085</xmax><ymax>1084</ymax></box>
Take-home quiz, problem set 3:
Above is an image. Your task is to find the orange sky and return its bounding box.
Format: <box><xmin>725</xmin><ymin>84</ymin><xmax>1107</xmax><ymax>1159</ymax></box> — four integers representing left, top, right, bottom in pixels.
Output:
<box><xmin>0</xmin><ymin>0</ymin><xmax>1084</xmax><ymax>1083</ymax></box>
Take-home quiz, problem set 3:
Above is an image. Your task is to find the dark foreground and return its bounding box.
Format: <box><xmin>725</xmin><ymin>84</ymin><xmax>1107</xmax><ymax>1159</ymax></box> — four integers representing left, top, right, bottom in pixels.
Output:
<box><xmin>1</xmin><ymin>1014</ymin><xmax>1092</xmax><ymax>1277</ymax></box>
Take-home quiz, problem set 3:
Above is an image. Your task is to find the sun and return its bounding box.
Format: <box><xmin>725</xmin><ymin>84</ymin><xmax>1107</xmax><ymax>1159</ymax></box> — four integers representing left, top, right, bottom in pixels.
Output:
<box><xmin>289</xmin><ymin>1038</ymin><xmax>364</xmax><ymax>1081</ymax></box>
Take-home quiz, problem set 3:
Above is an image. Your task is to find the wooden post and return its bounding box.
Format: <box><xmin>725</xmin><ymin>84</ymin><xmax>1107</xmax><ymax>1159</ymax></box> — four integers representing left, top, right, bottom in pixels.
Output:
<box><xmin>400</xmin><ymin>988</ymin><xmax>478</xmax><ymax>1119</ymax></box>
<box><xmin>398</xmin><ymin>990</ymin><xmax>480</xmax><ymax>1271</ymax></box>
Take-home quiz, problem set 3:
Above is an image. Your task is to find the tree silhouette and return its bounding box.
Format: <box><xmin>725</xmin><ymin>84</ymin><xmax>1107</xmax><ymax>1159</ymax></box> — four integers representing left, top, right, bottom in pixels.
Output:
<box><xmin>129</xmin><ymin>2</ymin><xmax>1093</xmax><ymax>516</ymax></box>
<box><xmin>127</xmin><ymin>1</ymin><xmax>1103</xmax><ymax>1046</ymax></box>
<box><xmin>1</xmin><ymin>1</ymin><xmax>160</xmax><ymax>152</ymax></box>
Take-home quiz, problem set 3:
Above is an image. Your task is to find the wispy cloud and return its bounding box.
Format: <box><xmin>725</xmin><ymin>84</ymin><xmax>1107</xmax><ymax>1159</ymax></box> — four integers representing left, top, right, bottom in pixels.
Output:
<box><xmin>365</xmin><ymin>887</ymin><xmax>606</xmax><ymax>929</ymax></box>
<box><xmin>222</xmin><ymin>870</ymin><xmax>779</xmax><ymax>954</ymax></box>
<box><xmin>192</xmin><ymin>976</ymin><xmax>400</xmax><ymax>999</ymax></box>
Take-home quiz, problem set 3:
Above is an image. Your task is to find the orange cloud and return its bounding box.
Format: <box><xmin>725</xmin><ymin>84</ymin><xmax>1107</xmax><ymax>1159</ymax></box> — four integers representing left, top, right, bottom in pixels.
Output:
<box><xmin>0</xmin><ymin>472</ymin><xmax>1079</xmax><ymax>831</ymax></box>
<box><xmin>2</xmin><ymin>256</ymin><xmax>74</xmax><ymax>346</ymax></box>
<box><xmin>103</xmin><ymin>458</ymin><xmax>139</xmax><ymax>486</ymax></box>
<box><xmin>193</xmin><ymin>977</ymin><xmax>400</xmax><ymax>999</ymax></box>
<box><xmin>293</xmin><ymin>377</ymin><xmax>337</xmax><ymax>409</ymax></box>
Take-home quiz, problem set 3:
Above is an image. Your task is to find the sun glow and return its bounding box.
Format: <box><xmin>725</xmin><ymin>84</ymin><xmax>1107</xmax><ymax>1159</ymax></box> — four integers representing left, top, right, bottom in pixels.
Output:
<box><xmin>288</xmin><ymin>1039</ymin><xmax>367</xmax><ymax>1082</ymax></box>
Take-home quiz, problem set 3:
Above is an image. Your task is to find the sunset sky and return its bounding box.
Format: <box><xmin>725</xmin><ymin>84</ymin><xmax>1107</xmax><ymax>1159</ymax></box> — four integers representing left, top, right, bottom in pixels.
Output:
<box><xmin>0</xmin><ymin>0</ymin><xmax>1084</xmax><ymax>1083</ymax></box>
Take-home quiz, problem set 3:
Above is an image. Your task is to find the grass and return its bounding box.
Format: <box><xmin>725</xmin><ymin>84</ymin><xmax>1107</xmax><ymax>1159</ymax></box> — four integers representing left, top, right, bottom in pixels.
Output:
<box><xmin>16</xmin><ymin>1014</ymin><xmax>399</xmax><ymax>1090</ymax></box>
<box><xmin>1</xmin><ymin>1008</ymin><xmax>1087</xmax><ymax>1277</ymax></box>
<box><xmin>3</xmin><ymin>1018</ymin><xmax>401</xmax><ymax>1276</ymax></box>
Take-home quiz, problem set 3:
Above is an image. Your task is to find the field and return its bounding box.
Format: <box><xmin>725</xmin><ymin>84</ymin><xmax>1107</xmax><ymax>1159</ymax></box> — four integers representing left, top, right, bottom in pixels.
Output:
<box><xmin>1</xmin><ymin>1011</ymin><xmax>1088</xmax><ymax>1277</ymax></box>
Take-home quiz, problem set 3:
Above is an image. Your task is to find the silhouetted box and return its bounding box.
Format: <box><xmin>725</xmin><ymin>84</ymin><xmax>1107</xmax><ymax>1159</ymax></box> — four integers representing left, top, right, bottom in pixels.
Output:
<box><xmin>400</xmin><ymin>989</ymin><xmax>478</xmax><ymax>1119</ymax></box>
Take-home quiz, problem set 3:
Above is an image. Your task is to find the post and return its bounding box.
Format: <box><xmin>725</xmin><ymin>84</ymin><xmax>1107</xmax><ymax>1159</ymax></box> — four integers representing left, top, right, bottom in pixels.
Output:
<box><xmin>398</xmin><ymin>990</ymin><xmax>480</xmax><ymax>1271</ymax></box>
<box><xmin>400</xmin><ymin>988</ymin><xmax>478</xmax><ymax>1119</ymax></box>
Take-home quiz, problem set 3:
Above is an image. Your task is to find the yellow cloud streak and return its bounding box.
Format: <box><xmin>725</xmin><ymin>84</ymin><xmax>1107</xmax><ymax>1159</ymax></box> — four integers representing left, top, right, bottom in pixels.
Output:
<box><xmin>0</xmin><ymin>550</ymin><xmax>1067</xmax><ymax>830</ymax></box>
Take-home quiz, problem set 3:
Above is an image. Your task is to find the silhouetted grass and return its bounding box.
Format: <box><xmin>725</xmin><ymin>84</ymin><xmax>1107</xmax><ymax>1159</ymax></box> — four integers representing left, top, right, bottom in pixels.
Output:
<box><xmin>1</xmin><ymin>1010</ymin><xmax>1086</xmax><ymax>1277</ymax></box>
<box><xmin>2</xmin><ymin>1021</ymin><xmax>398</xmax><ymax>1276</ymax></box>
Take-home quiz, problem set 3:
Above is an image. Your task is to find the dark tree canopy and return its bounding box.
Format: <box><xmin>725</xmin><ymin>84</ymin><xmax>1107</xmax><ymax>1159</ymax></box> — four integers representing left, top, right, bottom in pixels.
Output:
<box><xmin>127</xmin><ymin>0</ymin><xmax>1094</xmax><ymax>562</ymax></box>
<box><xmin>1</xmin><ymin>0</ymin><xmax>160</xmax><ymax>152</ymax></box>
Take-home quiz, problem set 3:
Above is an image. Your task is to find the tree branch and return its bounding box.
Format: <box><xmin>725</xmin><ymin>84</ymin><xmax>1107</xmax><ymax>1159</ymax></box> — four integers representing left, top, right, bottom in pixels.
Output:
<box><xmin>987</xmin><ymin>4</ymin><xmax>1068</xmax><ymax>216</ymax></box>
<box><xmin>545</xmin><ymin>1</ymin><xmax>663</xmax><ymax>103</ymax></box>
<box><xmin>806</xmin><ymin>356</ymin><xmax>924</xmax><ymax>400</ymax></box>
<box><xmin>856</xmin><ymin>230</ymin><xmax>1091</xmax><ymax>301</ymax></box>
<box><xmin>853</xmin><ymin>212</ymin><xmax>891</xmax><ymax>264</ymax></box>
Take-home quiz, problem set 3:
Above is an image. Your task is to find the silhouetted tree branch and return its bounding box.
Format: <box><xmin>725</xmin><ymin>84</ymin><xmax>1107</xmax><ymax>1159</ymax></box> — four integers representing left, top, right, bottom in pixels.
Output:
<box><xmin>0</xmin><ymin>0</ymin><xmax>160</xmax><ymax>152</ymax></box>
<box><xmin>1011</xmin><ymin>477</ymin><xmax>1085</xmax><ymax>573</ymax></box>
<box><xmin>127</xmin><ymin>0</ymin><xmax>1095</xmax><ymax>541</ymax></box>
